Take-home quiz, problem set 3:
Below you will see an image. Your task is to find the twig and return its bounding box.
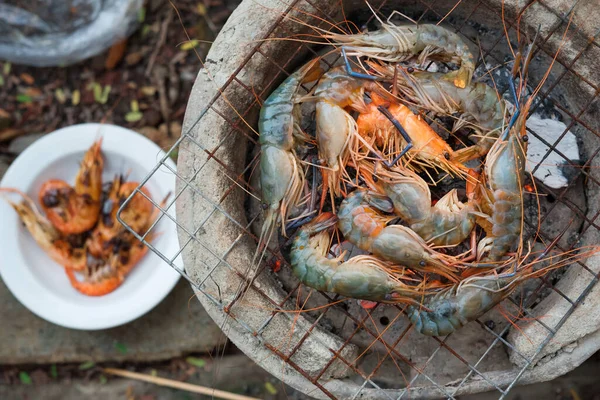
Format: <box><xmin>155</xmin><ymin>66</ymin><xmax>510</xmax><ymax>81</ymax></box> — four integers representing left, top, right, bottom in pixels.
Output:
<box><xmin>103</xmin><ymin>368</ymin><xmax>260</xmax><ymax>400</ymax></box>
<box><xmin>153</xmin><ymin>65</ymin><xmax>171</xmax><ymax>127</ymax></box>
<box><xmin>145</xmin><ymin>8</ymin><xmax>174</xmax><ymax>77</ymax></box>
<box><xmin>0</xmin><ymin>128</ymin><xmax>27</xmax><ymax>142</ymax></box>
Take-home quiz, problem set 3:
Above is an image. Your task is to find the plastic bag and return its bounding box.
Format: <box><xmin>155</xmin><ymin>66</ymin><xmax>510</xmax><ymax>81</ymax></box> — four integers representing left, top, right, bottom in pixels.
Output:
<box><xmin>0</xmin><ymin>0</ymin><xmax>143</xmax><ymax>67</ymax></box>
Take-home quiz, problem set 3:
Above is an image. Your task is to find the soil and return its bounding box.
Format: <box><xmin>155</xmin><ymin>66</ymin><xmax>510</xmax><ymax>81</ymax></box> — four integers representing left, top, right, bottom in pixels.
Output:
<box><xmin>0</xmin><ymin>0</ymin><xmax>240</xmax><ymax>155</ymax></box>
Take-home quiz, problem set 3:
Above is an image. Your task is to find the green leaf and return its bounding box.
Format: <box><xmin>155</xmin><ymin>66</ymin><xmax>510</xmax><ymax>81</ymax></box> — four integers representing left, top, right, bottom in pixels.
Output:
<box><xmin>0</xmin><ymin>75</ymin><xmax>4</xmax><ymax>87</ymax></box>
<box><xmin>114</xmin><ymin>342</ymin><xmax>128</xmax><ymax>354</ymax></box>
<box><xmin>150</xmin><ymin>369</ymin><xmax>158</xmax><ymax>377</ymax></box>
<box><xmin>78</xmin><ymin>361</ymin><xmax>96</xmax><ymax>370</ymax></box>
<box><xmin>181</xmin><ymin>40</ymin><xmax>199</xmax><ymax>51</ymax></box>
<box><xmin>19</xmin><ymin>371</ymin><xmax>32</xmax><ymax>385</ymax></box>
<box><xmin>138</xmin><ymin>7</ymin><xmax>146</xmax><ymax>23</ymax></box>
<box><xmin>92</xmin><ymin>83</ymin><xmax>112</xmax><ymax>104</ymax></box>
<box><xmin>55</xmin><ymin>88</ymin><xmax>67</xmax><ymax>104</ymax></box>
<box><xmin>72</xmin><ymin>90</ymin><xmax>81</xmax><ymax>106</ymax></box>
<box><xmin>140</xmin><ymin>86</ymin><xmax>156</xmax><ymax>96</ymax></box>
<box><xmin>131</xmin><ymin>100</ymin><xmax>139</xmax><ymax>112</ymax></box>
<box><xmin>3</xmin><ymin>62</ymin><xmax>11</xmax><ymax>75</ymax></box>
<box><xmin>264</xmin><ymin>381</ymin><xmax>277</xmax><ymax>395</ymax></box>
<box><xmin>99</xmin><ymin>375</ymin><xmax>108</xmax><ymax>384</ymax></box>
<box><xmin>169</xmin><ymin>148</ymin><xmax>179</xmax><ymax>163</ymax></box>
<box><xmin>93</xmin><ymin>83</ymin><xmax>102</xmax><ymax>103</ymax></box>
<box><xmin>16</xmin><ymin>94</ymin><xmax>32</xmax><ymax>103</ymax></box>
<box><xmin>49</xmin><ymin>364</ymin><xmax>58</xmax><ymax>379</ymax></box>
<box><xmin>100</xmin><ymin>85</ymin><xmax>112</xmax><ymax>104</ymax></box>
<box><xmin>141</xmin><ymin>24</ymin><xmax>151</xmax><ymax>38</ymax></box>
<box><xmin>196</xmin><ymin>4</ymin><xmax>207</xmax><ymax>15</ymax></box>
<box><xmin>125</xmin><ymin>111</ymin><xmax>143</xmax><ymax>122</ymax></box>
<box><xmin>185</xmin><ymin>357</ymin><xmax>206</xmax><ymax>368</ymax></box>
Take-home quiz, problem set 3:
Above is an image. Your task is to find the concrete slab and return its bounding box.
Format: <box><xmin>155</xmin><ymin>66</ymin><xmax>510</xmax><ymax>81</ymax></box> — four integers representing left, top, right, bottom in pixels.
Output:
<box><xmin>0</xmin><ymin>279</ymin><xmax>224</xmax><ymax>364</ymax></box>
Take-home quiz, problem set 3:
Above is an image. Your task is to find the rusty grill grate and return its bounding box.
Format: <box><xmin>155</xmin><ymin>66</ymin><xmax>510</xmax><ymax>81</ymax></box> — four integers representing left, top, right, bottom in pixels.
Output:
<box><xmin>118</xmin><ymin>0</ymin><xmax>600</xmax><ymax>398</ymax></box>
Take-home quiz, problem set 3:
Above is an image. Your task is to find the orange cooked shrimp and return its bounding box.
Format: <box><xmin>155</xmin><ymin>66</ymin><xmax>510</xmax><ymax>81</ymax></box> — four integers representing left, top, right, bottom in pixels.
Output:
<box><xmin>88</xmin><ymin>177</ymin><xmax>163</xmax><ymax>258</ymax></box>
<box><xmin>117</xmin><ymin>182</ymin><xmax>156</xmax><ymax>233</ymax></box>
<box><xmin>358</xmin><ymin>95</ymin><xmax>470</xmax><ymax>181</ymax></box>
<box><xmin>67</xmin><ymin>232</ymin><xmax>150</xmax><ymax>296</ymax></box>
<box><xmin>39</xmin><ymin>139</ymin><xmax>104</xmax><ymax>234</ymax></box>
<box><xmin>1</xmin><ymin>188</ymin><xmax>87</xmax><ymax>271</ymax></box>
<box><xmin>357</xmin><ymin>93</ymin><xmax>401</xmax><ymax>150</ymax></box>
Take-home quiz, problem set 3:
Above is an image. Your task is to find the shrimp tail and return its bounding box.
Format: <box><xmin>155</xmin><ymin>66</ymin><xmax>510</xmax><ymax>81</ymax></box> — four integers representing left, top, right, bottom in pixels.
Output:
<box><xmin>252</xmin><ymin>208</ymin><xmax>277</xmax><ymax>265</ymax></box>
<box><xmin>454</xmin><ymin>134</ymin><xmax>498</xmax><ymax>163</ymax></box>
<box><xmin>302</xmin><ymin>212</ymin><xmax>338</xmax><ymax>235</ymax></box>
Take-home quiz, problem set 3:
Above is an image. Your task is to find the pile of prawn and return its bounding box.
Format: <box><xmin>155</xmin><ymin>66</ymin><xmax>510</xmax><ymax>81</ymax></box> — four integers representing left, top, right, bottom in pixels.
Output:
<box><xmin>254</xmin><ymin>19</ymin><xmax>594</xmax><ymax>337</ymax></box>
<box><xmin>1</xmin><ymin>139</ymin><xmax>163</xmax><ymax>297</ymax></box>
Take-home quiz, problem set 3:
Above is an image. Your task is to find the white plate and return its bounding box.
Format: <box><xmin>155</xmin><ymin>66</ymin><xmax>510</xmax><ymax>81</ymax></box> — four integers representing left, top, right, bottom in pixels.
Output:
<box><xmin>0</xmin><ymin>123</ymin><xmax>181</xmax><ymax>330</ymax></box>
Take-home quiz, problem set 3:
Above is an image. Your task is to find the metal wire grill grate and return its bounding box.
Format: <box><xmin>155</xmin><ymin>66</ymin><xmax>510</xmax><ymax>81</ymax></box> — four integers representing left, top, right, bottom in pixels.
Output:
<box><xmin>117</xmin><ymin>0</ymin><xmax>600</xmax><ymax>398</ymax></box>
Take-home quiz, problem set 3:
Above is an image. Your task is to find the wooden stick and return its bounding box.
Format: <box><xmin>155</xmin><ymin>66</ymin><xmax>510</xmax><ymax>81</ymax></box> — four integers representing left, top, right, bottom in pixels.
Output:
<box><xmin>103</xmin><ymin>368</ymin><xmax>260</xmax><ymax>400</ymax></box>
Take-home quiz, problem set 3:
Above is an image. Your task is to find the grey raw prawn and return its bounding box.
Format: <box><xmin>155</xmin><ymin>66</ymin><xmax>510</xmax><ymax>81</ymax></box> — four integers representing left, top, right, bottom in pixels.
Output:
<box><xmin>326</xmin><ymin>22</ymin><xmax>475</xmax><ymax>88</ymax></box>
<box><xmin>257</xmin><ymin>58</ymin><xmax>323</xmax><ymax>259</ymax></box>
<box><xmin>336</xmin><ymin>189</ymin><xmax>460</xmax><ymax>281</ymax></box>
<box><xmin>289</xmin><ymin>212</ymin><xmax>431</xmax><ymax>303</ymax></box>
<box><xmin>407</xmin><ymin>276</ymin><xmax>509</xmax><ymax>336</ymax></box>
<box><xmin>408</xmin><ymin>224</ymin><xmax>573</xmax><ymax>336</ymax></box>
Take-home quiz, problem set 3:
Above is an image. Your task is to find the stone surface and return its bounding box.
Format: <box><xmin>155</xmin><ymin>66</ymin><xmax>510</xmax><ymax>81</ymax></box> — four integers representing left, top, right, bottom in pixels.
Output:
<box><xmin>7</xmin><ymin>133</ymin><xmax>45</xmax><ymax>154</ymax></box>
<box><xmin>0</xmin><ymin>279</ymin><xmax>224</xmax><ymax>364</ymax></box>
<box><xmin>0</xmin><ymin>155</ymin><xmax>9</xmax><ymax>179</ymax></box>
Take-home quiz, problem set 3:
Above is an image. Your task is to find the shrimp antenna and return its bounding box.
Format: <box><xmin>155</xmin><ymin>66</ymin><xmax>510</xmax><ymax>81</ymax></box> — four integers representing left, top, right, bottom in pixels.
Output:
<box><xmin>499</xmin><ymin>218</ymin><xmax>573</xmax><ymax>279</ymax></box>
<box><xmin>341</xmin><ymin>48</ymin><xmax>381</xmax><ymax>81</ymax></box>
<box><xmin>501</xmin><ymin>24</ymin><xmax>542</xmax><ymax>141</ymax></box>
<box><xmin>376</xmin><ymin>106</ymin><xmax>414</xmax><ymax>167</ymax></box>
<box><xmin>520</xmin><ymin>25</ymin><xmax>541</xmax><ymax>89</ymax></box>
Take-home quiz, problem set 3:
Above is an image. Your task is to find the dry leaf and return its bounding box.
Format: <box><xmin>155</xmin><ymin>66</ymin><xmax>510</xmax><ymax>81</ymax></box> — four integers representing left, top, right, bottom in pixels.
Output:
<box><xmin>25</xmin><ymin>87</ymin><xmax>43</xmax><ymax>98</ymax></box>
<box><xmin>0</xmin><ymin>128</ymin><xmax>26</xmax><ymax>142</ymax></box>
<box><xmin>105</xmin><ymin>39</ymin><xmax>128</xmax><ymax>70</ymax></box>
<box><xmin>125</xmin><ymin>51</ymin><xmax>143</xmax><ymax>66</ymax></box>
<box><xmin>0</xmin><ymin>109</ymin><xmax>11</xmax><ymax>130</ymax></box>
<box><xmin>20</xmin><ymin>73</ymin><xmax>34</xmax><ymax>85</ymax></box>
<box><xmin>140</xmin><ymin>86</ymin><xmax>157</xmax><ymax>96</ymax></box>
